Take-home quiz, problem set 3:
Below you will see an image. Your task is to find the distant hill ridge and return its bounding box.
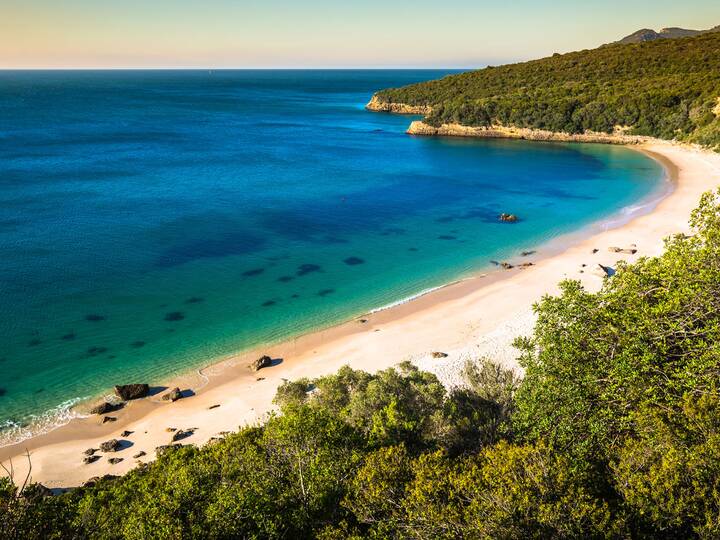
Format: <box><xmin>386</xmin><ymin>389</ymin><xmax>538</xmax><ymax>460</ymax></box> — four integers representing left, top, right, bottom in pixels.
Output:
<box><xmin>368</xmin><ymin>31</ymin><xmax>720</xmax><ymax>151</ymax></box>
<box><xmin>615</xmin><ymin>25</ymin><xmax>720</xmax><ymax>44</ymax></box>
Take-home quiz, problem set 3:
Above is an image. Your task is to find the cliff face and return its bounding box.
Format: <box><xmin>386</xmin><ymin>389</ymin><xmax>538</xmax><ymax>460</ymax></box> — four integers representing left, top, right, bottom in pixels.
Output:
<box><xmin>406</xmin><ymin>121</ymin><xmax>651</xmax><ymax>145</ymax></box>
<box><xmin>365</xmin><ymin>95</ymin><xmax>432</xmax><ymax>115</ymax></box>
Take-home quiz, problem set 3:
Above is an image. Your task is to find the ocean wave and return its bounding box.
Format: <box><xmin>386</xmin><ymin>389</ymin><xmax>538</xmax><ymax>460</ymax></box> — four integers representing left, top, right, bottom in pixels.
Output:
<box><xmin>368</xmin><ymin>281</ymin><xmax>466</xmax><ymax>314</ymax></box>
<box><xmin>0</xmin><ymin>396</ymin><xmax>90</xmax><ymax>448</ymax></box>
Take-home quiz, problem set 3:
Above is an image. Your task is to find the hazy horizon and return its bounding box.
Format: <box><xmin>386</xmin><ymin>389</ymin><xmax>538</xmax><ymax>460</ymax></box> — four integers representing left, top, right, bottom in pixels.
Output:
<box><xmin>2</xmin><ymin>0</ymin><xmax>719</xmax><ymax>69</ymax></box>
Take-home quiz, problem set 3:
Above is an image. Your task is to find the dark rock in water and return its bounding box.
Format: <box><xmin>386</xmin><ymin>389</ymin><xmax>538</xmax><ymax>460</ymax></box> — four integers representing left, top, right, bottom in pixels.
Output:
<box><xmin>164</xmin><ymin>311</ymin><xmax>185</xmax><ymax>322</ymax></box>
<box><xmin>114</xmin><ymin>384</ymin><xmax>149</xmax><ymax>401</ymax></box>
<box><xmin>251</xmin><ymin>355</ymin><xmax>273</xmax><ymax>371</ymax></box>
<box><xmin>500</xmin><ymin>262</ymin><xmax>514</xmax><ymax>270</ymax></box>
<box><xmin>317</xmin><ymin>289</ymin><xmax>334</xmax><ymax>297</ymax></box>
<box><xmin>131</xmin><ymin>341</ymin><xmax>146</xmax><ymax>348</ymax></box>
<box><xmin>0</xmin><ymin>388</ymin><xmax>6</xmax><ymax>397</ymax></box>
<box><xmin>99</xmin><ymin>439</ymin><xmax>121</xmax><ymax>452</ymax></box>
<box><xmin>86</xmin><ymin>346</ymin><xmax>108</xmax><ymax>357</ymax></box>
<box><xmin>121</xmin><ymin>430</ymin><xmax>133</xmax><ymax>437</ymax></box>
<box><xmin>89</xmin><ymin>401</ymin><xmax>122</xmax><ymax>415</ymax></box>
<box><xmin>34</xmin><ymin>388</ymin><xmax>44</xmax><ymax>394</ymax></box>
<box><xmin>185</xmin><ymin>296</ymin><xmax>204</xmax><ymax>304</ymax></box>
<box><xmin>85</xmin><ymin>314</ymin><xmax>106</xmax><ymax>322</ymax></box>
<box><xmin>432</xmin><ymin>352</ymin><xmax>449</xmax><ymax>359</ymax></box>
<box><xmin>296</xmin><ymin>263</ymin><xmax>322</xmax><ymax>276</ymax></box>
<box><xmin>438</xmin><ymin>235</ymin><xmax>457</xmax><ymax>240</ymax></box>
<box><xmin>61</xmin><ymin>333</ymin><xmax>76</xmax><ymax>341</ymax></box>
<box><xmin>133</xmin><ymin>451</ymin><xmax>146</xmax><ymax>459</ymax></box>
<box><xmin>291</xmin><ymin>294</ymin><xmax>300</xmax><ymax>299</ymax></box>
<box><xmin>83</xmin><ymin>455</ymin><xmax>101</xmax><ymax>465</ymax></box>
<box><xmin>102</xmin><ymin>416</ymin><xmax>117</xmax><ymax>424</ymax></box>
<box><xmin>261</xmin><ymin>300</ymin><xmax>276</xmax><ymax>307</ymax></box>
<box><xmin>499</xmin><ymin>213</ymin><xmax>519</xmax><ymax>223</ymax></box>
<box><xmin>343</xmin><ymin>257</ymin><xmax>365</xmax><ymax>266</ymax></box>
<box><xmin>162</xmin><ymin>387</ymin><xmax>183</xmax><ymax>402</ymax></box>
<box><xmin>490</xmin><ymin>260</ymin><xmax>500</xmax><ymax>266</ymax></box>
<box><xmin>277</xmin><ymin>275</ymin><xmax>293</xmax><ymax>283</ymax></box>
<box><xmin>242</xmin><ymin>268</ymin><xmax>265</xmax><ymax>277</ymax></box>
<box><xmin>28</xmin><ymin>338</ymin><xmax>42</xmax><ymax>347</ymax></box>
<box><xmin>521</xmin><ymin>251</ymin><xmax>536</xmax><ymax>257</ymax></box>
<box><xmin>108</xmin><ymin>457</ymin><xmax>123</xmax><ymax>465</ymax></box>
<box><xmin>172</xmin><ymin>429</ymin><xmax>194</xmax><ymax>442</ymax></box>
<box><xmin>83</xmin><ymin>448</ymin><xmax>97</xmax><ymax>456</ymax></box>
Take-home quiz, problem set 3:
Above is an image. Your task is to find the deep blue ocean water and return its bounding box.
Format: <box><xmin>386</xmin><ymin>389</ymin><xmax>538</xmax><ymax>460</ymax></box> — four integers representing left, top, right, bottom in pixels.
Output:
<box><xmin>0</xmin><ymin>70</ymin><xmax>664</xmax><ymax>440</ymax></box>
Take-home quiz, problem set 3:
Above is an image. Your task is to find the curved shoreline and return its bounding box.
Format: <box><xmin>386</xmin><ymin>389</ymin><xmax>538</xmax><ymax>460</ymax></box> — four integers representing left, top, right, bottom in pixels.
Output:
<box><xmin>1</xmin><ymin>141</ymin><xmax>718</xmax><ymax>489</ymax></box>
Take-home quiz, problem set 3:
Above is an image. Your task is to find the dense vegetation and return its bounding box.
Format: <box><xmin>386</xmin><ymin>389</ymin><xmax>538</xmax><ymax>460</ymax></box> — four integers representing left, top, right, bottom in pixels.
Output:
<box><xmin>375</xmin><ymin>32</ymin><xmax>720</xmax><ymax>150</ymax></box>
<box><xmin>3</xmin><ymin>191</ymin><xmax>720</xmax><ymax>538</ymax></box>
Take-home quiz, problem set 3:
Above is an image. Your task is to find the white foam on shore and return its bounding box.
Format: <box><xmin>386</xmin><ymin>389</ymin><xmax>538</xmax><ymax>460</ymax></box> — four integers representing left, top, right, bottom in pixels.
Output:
<box><xmin>368</xmin><ymin>280</ymin><xmax>470</xmax><ymax>315</ymax></box>
<box><xmin>0</xmin><ymin>396</ymin><xmax>90</xmax><ymax>448</ymax></box>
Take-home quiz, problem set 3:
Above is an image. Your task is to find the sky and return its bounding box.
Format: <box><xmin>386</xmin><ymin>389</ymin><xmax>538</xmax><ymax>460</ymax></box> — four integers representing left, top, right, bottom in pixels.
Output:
<box><xmin>2</xmin><ymin>0</ymin><xmax>719</xmax><ymax>68</ymax></box>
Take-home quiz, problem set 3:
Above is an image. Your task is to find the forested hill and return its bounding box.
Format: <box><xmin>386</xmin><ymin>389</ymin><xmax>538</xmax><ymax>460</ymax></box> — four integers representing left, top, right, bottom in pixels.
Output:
<box><xmin>371</xmin><ymin>31</ymin><xmax>720</xmax><ymax>150</ymax></box>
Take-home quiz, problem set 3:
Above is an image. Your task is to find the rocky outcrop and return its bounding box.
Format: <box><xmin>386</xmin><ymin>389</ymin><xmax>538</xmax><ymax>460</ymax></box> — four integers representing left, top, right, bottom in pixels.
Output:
<box><xmin>499</xmin><ymin>213</ymin><xmax>519</xmax><ymax>223</ymax></box>
<box><xmin>431</xmin><ymin>352</ymin><xmax>449</xmax><ymax>359</ymax></box>
<box><xmin>407</xmin><ymin>121</ymin><xmax>652</xmax><ymax>145</ymax></box>
<box><xmin>114</xmin><ymin>384</ymin><xmax>149</xmax><ymax>401</ymax></box>
<box><xmin>365</xmin><ymin>95</ymin><xmax>432</xmax><ymax>115</ymax></box>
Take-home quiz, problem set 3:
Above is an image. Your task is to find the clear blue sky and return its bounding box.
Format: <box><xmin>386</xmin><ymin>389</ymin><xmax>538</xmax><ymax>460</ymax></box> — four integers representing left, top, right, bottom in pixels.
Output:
<box><xmin>2</xmin><ymin>0</ymin><xmax>719</xmax><ymax>68</ymax></box>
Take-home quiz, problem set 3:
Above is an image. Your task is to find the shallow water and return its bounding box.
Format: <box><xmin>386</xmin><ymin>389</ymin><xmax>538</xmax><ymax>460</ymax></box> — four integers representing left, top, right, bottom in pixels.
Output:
<box><xmin>0</xmin><ymin>70</ymin><xmax>663</xmax><ymax>439</ymax></box>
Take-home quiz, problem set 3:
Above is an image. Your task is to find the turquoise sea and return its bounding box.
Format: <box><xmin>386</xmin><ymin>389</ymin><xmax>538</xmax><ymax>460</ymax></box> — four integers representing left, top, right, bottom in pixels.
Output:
<box><xmin>0</xmin><ymin>70</ymin><xmax>664</xmax><ymax>441</ymax></box>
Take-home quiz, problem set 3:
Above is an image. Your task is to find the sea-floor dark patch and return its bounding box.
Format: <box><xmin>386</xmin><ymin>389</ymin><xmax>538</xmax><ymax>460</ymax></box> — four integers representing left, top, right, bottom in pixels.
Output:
<box><xmin>381</xmin><ymin>227</ymin><xmax>406</xmax><ymax>236</ymax></box>
<box><xmin>242</xmin><ymin>268</ymin><xmax>265</xmax><ymax>277</ymax></box>
<box><xmin>324</xmin><ymin>236</ymin><xmax>349</xmax><ymax>244</ymax></box>
<box><xmin>164</xmin><ymin>311</ymin><xmax>185</xmax><ymax>322</ymax></box>
<box><xmin>343</xmin><ymin>257</ymin><xmax>365</xmax><ymax>266</ymax></box>
<box><xmin>27</xmin><ymin>338</ymin><xmax>42</xmax><ymax>347</ymax></box>
<box><xmin>262</xmin><ymin>300</ymin><xmax>277</xmax><ymax>307</ymax></box>
<box><xmin>131</xmin><ymin>341</ymin><xmax>146</xmax><ymax>348</ymax></box>
<box><xmin>185</xmin><ymin>297</ymin><xmax>204</xmax><ymax>304</ymax></box>
<box><xmin>296</xmin><ymin>263</ymin><xmax>322</xmax><ymax>276</ymax></box>
<box><xmin>34</xmin><ymin>388</ymin><xmax>44</xmax><ymax>394</ymax></box>
<box><xmin>317</xmin><ymin>289</ymin><xmax>335</xmax><ymax>297</ymax></box>
<box><xmin>86</xmin><ymin>346</ymin><xmax>108</xmax><ymax>357</ymax></box>
<box><xmin>291</xmin><ymin>294</ymin><xmax>300</xmax><ymax>299</ymax></box>
<box><xmin>435</xmin><ymin>216</ymin><xmax>455</xmax><ymax>223</ymax></box>
<box><xmin>438</xmin><ymin>235</ymin><xmax>457</xmax><ymax>240</ymax></box>
<box><xmin>277</xmin><ymin>276</ymin><xmax>293</xmax><ymax>283</ymax></box>
<box><xmin>0</xmin><ymin>388</ymin><xmax>6</xmax><ymax>397</ymax></box>
<box><xmin>61</xmin><ymin>332</ymin><xmax>76</xmax><ymax>341</ymax></box>
<box><xmin>155</xmin><ymin>228</ymin><xmax>266</xmax><ymax>268</ymax></box>
<box><xmin>408</xmin><ymin>247</ymin><xmax>419</xmax><ymax>252</ymax></box>
<box><xmin>85</xmin><ymin>314</ymin><xmax>106</xmax><ymax>322</ymax></box>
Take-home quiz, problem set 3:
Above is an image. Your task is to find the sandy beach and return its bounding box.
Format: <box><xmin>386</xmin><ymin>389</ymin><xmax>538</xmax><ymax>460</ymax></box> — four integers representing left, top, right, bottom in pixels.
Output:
<box><xmin>2</xmin><ymin>140</ymin><xmax>719</xmax><ymax>490</ymax></box>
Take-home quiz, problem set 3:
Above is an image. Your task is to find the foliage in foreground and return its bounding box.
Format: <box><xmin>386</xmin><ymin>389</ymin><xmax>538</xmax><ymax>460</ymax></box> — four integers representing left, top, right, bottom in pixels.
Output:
<box><xmin>375</xmin><ymin>32</ymin><xmax>720</xmax><ymax>150</ymax></box>
<box><xmin>3</xmin><ymin>192</ymin><xmax>720</xmax><ymax>538</ymax></box>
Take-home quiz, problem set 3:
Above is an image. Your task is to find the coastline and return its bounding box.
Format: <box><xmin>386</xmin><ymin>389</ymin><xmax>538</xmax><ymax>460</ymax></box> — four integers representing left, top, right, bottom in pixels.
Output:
<box><xmin>1</xmin><ymin>140</ymin><xmax>718</xmax><ymax>489</ymax></box>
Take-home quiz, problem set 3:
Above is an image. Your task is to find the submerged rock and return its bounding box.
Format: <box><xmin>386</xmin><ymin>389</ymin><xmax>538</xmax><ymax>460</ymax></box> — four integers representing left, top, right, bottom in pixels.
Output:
<box><xmin>164</xmin><ymin>311</ymin><xmax>185</xmax><ymax>322</ymax></box>
<box><xmin>114</xmin><ymin>384</ymin><xmax>149</xmax><ymax>401</ymax></box>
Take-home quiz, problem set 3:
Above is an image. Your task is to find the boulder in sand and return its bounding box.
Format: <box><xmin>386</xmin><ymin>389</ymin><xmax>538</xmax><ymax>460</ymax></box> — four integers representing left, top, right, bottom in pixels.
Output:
<box><xmin>99</xmin><ymin>439</ymin><xmax>121</xmax><ymax>453</ymax></box>
<box><xmin>250</xmin><ymin>355</ymin><xmax>273</xmax><ymax>371</ymax></box>
<box><xmin>114</xmin><ymin>384</ymin><xmax>149</xmax><ymax>401</ymax></box>
<box><xmin>89</xmin><ymin>401</ymin><xmax>122</xmax><ymax>415</ymax></box>
<box><xmin>162</xmin><ymin>387</ymin><xmax>183</xmax><ymax>402</ymax></box>
<box><xmin>431</xmin><ymin>352</ymin><xmax>449</xmax><ymax>359</ymax></box>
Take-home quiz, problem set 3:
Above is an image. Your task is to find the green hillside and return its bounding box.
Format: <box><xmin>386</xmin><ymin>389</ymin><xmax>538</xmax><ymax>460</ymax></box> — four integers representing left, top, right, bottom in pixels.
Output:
<box><xmin>374</xmin><ymin>32</ymin><xmax>720</xmax><ymax>150</ymax></box>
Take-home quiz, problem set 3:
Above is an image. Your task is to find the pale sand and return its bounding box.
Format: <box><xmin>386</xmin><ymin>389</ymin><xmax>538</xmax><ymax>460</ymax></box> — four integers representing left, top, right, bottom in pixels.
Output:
<box><xmin>2</xmin><ymin>142</ymin><xmax>719</xmax><ymax>489</ymax></box>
